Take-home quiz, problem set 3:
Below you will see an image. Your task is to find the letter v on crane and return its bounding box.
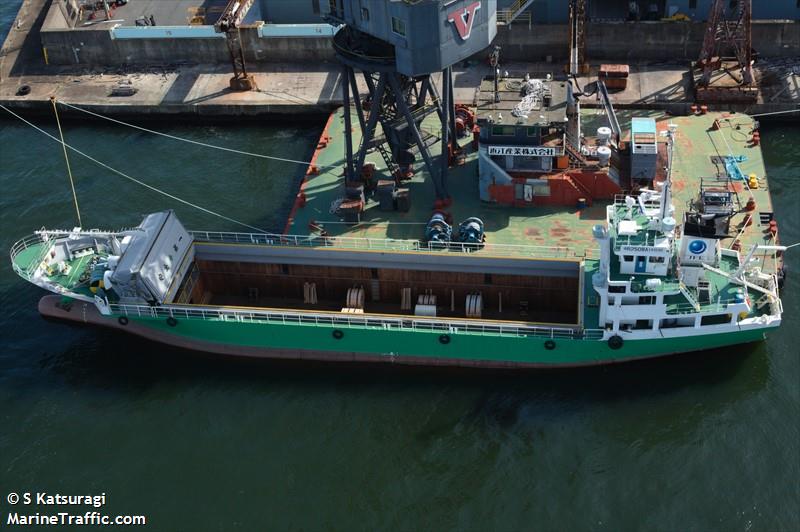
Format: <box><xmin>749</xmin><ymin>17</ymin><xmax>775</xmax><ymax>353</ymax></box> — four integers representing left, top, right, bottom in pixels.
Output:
<box><xmin>448</xmin><ymin>2</ymin><xmax>481</xmax><ymax>41</ymax></box>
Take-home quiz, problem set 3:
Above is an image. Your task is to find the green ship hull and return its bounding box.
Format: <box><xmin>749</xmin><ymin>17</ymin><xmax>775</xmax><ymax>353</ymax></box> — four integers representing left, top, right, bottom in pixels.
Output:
<box><xmin>40</xmin><ymin>296</ymin><xmax>768</xmax><ymax>368</ymax></box>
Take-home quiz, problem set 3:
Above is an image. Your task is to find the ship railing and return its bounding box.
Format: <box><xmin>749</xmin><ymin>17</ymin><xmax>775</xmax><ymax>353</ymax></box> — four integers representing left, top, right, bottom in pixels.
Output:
<box><xmin>190</xmin><ymin>231</ymin><xmax>578</xmax><ymax>259</ymax></box>
<box><xmin>9</xmin><ymin>232</ymin><xmax>54</xmax><ymax>279</ymax></box>
<box><xmin>109</xmin><ymin>303</ymin><xmax>605</xmax><ymax>341</ymax></box>
<box><xmin>629</xmin><ymin>279</ymin><xmax>682</xmax><ymax>293</ymax></box>
<box><xmin>582</xmin><ymin>329</ymin><xmax>605</xmax><ymax>340</ymax></box>
<box><xmin>665</xmin><ymin>298</ymin><xmax>741</xmax><ymax>315</ymax></box>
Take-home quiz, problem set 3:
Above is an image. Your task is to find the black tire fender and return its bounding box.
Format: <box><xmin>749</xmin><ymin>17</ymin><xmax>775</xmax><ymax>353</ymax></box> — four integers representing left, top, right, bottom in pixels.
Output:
<box><xmin>608</xmin><ymin>335</ymin><xmax>624</xmax><ymax>350</ymax></box>
<box><xmin>166</xmin><ymin>316</ymin><xmax>178</xmax><ymax>327</ymax></box>
<box><xmin>332</xmin><ymin>329</ymin><xmax>344</xmax><ymax>340</ymax></box>
<box><xmin>544</xmin><ymin>339</ymin><xmax>556</xmax><ymax>350</ymax></box>
<box><xmin>439</xmin><ymin>334</ymin><xmax>451</xmax><ymax>345</ymax></box>
<box><xmin>118</xmin><ymin>316</ymin><xmax>129</xmax><ymax>326</ymax></box>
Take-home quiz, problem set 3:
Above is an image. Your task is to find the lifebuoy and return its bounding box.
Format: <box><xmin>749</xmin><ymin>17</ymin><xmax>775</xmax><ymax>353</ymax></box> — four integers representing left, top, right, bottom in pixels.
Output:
<box><xmin>608</xmin><ymin>335</ymin><xmax>624</xmax><ymax>350</ymax></box>
<box><xmin>166</xmin><ymin>316</ymin><xmax>178</xmax><ymax>327</ymax></box>
<box><xmin>118</xmin><ymin>316</ymin><xmax>129</xmax><ymax>326</ymax></box>
<box><xmin>544</xmin><ymin>339</ymin><xmax>556</xmax><ymax>350</ymax></box>
<box><xmin>439</xmin><ymin>334</ymin><xmax>451</xmax><ymax>345</ymax></box>
<box><xmin>332</xmin><ymin>329</ymin><xmax>344</xmax><ymax>340</ymax></box>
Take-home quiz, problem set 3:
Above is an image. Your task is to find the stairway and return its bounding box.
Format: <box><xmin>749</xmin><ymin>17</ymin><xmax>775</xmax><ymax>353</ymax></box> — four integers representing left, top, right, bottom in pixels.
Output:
<box><xmin>497</xmin><ymin>0</ymin><xmax>534</xmax><ymax>26</ymax></box>
<box><xmin>563</xmin><ymin>174</ymin><xmax>593</xmax><ymax>205</ymax></box>
<box><xmin>679</xmin><ymin>281</ymin><xmax>702</xmax><ymax>311</ymax></box>
<box><xmin>564</xmin><ymin>141</ymin><xmax>589</xmax><ymax>169</ymax></box>
<box><xmin>375</xmin><ymin>142</ymin><xmax>400</xmax><ymax>179</ymax></box>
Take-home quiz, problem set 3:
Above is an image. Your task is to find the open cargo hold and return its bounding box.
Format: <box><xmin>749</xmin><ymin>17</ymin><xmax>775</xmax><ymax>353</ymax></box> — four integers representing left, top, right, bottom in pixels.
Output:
<box><xmin>172</xmin><ymin>242</ymin><xmax>582</xmax><ymax>325</ymax></box>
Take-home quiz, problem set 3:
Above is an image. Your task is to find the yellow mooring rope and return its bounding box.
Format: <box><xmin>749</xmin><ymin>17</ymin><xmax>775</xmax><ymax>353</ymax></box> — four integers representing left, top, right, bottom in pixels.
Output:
<box><xmin>50</xmin><ymin>96</ymin><xmax>82</xmax><ymax>228</ymax></box>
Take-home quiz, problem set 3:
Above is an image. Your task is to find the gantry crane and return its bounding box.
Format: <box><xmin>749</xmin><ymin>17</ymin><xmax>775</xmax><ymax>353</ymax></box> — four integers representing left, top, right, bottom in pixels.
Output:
<box><xmin>697</xmin><ymin>0</ymin><xmax>753</xmax><ymax>86</ymax></box>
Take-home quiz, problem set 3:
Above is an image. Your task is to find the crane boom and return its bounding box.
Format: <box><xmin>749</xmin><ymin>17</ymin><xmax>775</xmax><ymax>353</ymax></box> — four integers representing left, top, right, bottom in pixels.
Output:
<box><xmin>214</xmin><ymin>0</ymin><xmax>257</xmax><ymax>91</ymax></box>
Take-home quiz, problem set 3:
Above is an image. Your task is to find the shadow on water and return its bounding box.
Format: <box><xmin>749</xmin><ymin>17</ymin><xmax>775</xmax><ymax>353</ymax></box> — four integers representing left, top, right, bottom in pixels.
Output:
<box><xmin>34</xmin><ymin>319</ymin><xmax>769</xmax><ymax>409</ymax></box>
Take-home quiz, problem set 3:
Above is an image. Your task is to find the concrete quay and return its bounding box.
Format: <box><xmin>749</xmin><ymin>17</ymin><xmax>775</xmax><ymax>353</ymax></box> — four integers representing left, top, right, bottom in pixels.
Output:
<box><xmin>1</xmin><ymin>0</ymin><xmax>798</xmax><ymax>120</ymax></box>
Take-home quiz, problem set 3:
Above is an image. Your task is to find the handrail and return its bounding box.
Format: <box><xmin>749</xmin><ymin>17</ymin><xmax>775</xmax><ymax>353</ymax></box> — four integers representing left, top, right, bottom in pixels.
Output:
<box><xmin>665</xmin><ymin>298</ymin><xmax>741</xmax><ymax>315</ymax></box>
<box><xmin>190</xmin><ymin>230</ymin><xmax>579</xmax><ymax>259</ymax></box>
<box><xmin>110</xmin><ymin>302</ymin><xmax>605</xmax><ymax>341</ymax></box>
<box><xmin>9</xmin><ymin>233</ymin><xmax>53</xmax><ymax>279</ymax></box>
<box><xmin>497</xmin><ymin>0</ymin><xmax>534</xmax><ymax>26</ymax></box>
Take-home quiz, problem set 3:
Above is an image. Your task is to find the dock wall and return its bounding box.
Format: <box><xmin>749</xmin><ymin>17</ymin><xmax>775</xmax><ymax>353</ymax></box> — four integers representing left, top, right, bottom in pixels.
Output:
<box><xmin>40</xmin><ymin>25</ymin><xmax>337</xmax><ymax>66</ymax></box>
<box><xmin>495</xmin><ymin>21</ymin><xmax>799</xmax><ymax>62</ymax></box>
<box><xmin>38</xmin><ymin>4</ymin><xmax>798</xmax><ymax>68</ymax></box>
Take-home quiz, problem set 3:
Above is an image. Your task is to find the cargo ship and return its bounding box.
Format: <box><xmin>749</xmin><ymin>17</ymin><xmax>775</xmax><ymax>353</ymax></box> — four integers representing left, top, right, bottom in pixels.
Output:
<box><xmin>9</xmin><ymin>106</ymin><xmax>787</xmax><ymax>367</ymax></box>
<box><xmin>7</xmin><ymin>0</ymin><xmax>790</xmax><ymax>367</ymax></box>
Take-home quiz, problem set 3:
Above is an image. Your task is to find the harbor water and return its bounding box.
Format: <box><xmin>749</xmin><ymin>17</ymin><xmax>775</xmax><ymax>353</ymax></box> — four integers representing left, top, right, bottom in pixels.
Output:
<box><xmin>1</xmin><ymin>4</ymin><xmax>798</xmax><ymax>530</ymax></box>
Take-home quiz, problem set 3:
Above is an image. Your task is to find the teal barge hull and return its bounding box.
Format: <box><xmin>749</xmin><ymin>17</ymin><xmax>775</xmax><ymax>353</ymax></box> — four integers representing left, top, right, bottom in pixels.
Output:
<box><xmin>40</xmin><ymin>296</ymin><xmax>768</xmax><ymax>368</ymax></box>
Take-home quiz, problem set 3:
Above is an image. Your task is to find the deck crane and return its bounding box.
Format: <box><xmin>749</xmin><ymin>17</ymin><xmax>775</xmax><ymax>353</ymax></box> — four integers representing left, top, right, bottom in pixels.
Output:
<box><xmin>214</xmin><ymin>0</ymin><xmax>257</xmax><ymax>91</ymax></box>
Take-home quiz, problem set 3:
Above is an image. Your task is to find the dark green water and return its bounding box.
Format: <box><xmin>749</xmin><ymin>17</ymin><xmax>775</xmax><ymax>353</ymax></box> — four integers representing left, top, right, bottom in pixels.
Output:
<box><xmin>2</xmin><ymin>5</ymin><xmax>799</xmax><ymax>531</ymax></box>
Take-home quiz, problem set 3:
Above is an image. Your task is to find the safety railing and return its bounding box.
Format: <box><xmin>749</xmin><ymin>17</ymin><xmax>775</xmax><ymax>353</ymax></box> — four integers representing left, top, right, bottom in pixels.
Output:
<box><xmin>190</xmin><ymin>230</ymin><xmax>579</xmax><ymax>259</ymax></box>
<box><xmin>665</xmin><ymin>298</ymin><xmax>741</xmax><ymax>316</ymax></box>
<box><xmin>613</xmin><ymin>230</ymin><xmax>666</xmax><ymax>250</ymax></box>
<box><xmin>9</xmin><ymin>233</ymin><xmax>52</xmax><ymax>279</ymax></box>
<box><xmin>110</xmin><ymin>302</ymin><xmax>605</xmax><ymax>341</ymax></box>
<box><xmin>497</xmin><ymin>0</ymin><xmax>534</xmax><ymax>27</ymax></box>
<box><xmin>619</xmin><ymin>275</ymin><xmax>682</xmax><ymax>293</ymax></box>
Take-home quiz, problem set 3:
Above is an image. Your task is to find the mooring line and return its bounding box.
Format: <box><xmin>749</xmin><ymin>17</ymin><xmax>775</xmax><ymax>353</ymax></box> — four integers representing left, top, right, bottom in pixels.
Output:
<box><xmin>57</xmin><ymin>100</ymin><xmax>338</xmax><ymax>169</ymax></box>
<box><xmin>0</xmin><ymin>103</ymin><xmax>271</xmax><ymax>234</ymax></box>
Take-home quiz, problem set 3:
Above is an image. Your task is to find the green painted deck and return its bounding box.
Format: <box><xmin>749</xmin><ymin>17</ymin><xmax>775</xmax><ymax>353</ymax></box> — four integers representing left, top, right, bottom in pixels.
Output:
<box><xmin>290</xmin><ymin>108</ymin><xmax>599</xmax><ymax>253</ymax></box>
<box><xmin>11</xmin><ymin>241</ymin><xmax>102</xmax><ymax>298</ymax></box>
<box><xmin>290</xmin><ymin>108</ymin><xmax>775</xmax><ymax>266</ymax></box>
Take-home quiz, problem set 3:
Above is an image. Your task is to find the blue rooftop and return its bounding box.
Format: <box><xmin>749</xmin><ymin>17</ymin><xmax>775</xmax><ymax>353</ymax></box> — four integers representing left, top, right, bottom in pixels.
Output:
<box><xmin>631</xmin><ymin>117</ymin><xmax>657</xmax><ymax>135</ymax></box>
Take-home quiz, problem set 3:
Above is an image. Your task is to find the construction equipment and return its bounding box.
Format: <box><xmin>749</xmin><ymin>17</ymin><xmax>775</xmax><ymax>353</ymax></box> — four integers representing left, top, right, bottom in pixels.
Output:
<box><xmin>425</xmin><ymin>212</ymin><xmax>452</xmax><ymax>246</ymax></box>
<box><xmin>214</xmin><ymin>0</ymin><xmax>257</xmax><ymax>91</ymax></box>
<box><xmin>326</xmin><ymin>1</ymin><xmax>496</xmax><ymax>204</ymax></box>
<box><xmin>567</xmin><ymin>0</ymin><xmax>588</xmax><ymax>76</ymax></box>
<box><xmin>457</xmin><ymin>217</ymin><xmax>485</xmax><ymax>245</ymax></box>
<box><xmin>697</xmin><ymin>0</ymin><xmax>753</xmax><ymax>86</ymax></box>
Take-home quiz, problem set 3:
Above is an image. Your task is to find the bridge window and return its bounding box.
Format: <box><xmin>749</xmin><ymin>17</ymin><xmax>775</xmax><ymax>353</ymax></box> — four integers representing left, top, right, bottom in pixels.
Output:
<box><xmin>391</xmin><ymin>17</ymin><xmax>406</xmax><ymax>36</ymax></box>
<box><xmin>623</xmin><ymin>255</ymin><xmax>633</xmax><ymax>262</ymax></box>
<box><xmin>608</xmin><ymin>286</ymin><xmax>626</xmax><ymax>293</ymax></box>
<box><xmin>648</xmin><ymin>256</ymin><xmax>665</xmax><ymax>263</ymax></box>
<box><xmin>701</xmin><ymin>314</ymin><xmax>732</xmax><ymax>326</ymax></box>
<box><xmin>689</xmin><ymin>0</ymin><xmax>697</xmax><ymax>8</ymax></box>
<box><xmin>639</xmin><ymin>296</ymin><xmax>655</xmax><ymax>305</ymax></box>
<box><xmin>491</xmin><ymin>125</ymin><xmax>515</xmax><ymax>136</ymax></box>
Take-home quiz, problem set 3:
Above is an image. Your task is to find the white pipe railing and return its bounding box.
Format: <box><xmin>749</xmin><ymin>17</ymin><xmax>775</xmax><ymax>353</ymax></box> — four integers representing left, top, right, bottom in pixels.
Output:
<box><xmin>9</xmin><ymin>233</ymin><xmax>53</xmax><ymax>278</ymax></box>
<box><xmin>110</xmin><ymin>302</ymin><xmax>605</xmax><ymax>341</ymax></box>
<box><xmin>190</xmin><ymin>230</ymin><xmax>583</xmax><ymax>259</ymax></box>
